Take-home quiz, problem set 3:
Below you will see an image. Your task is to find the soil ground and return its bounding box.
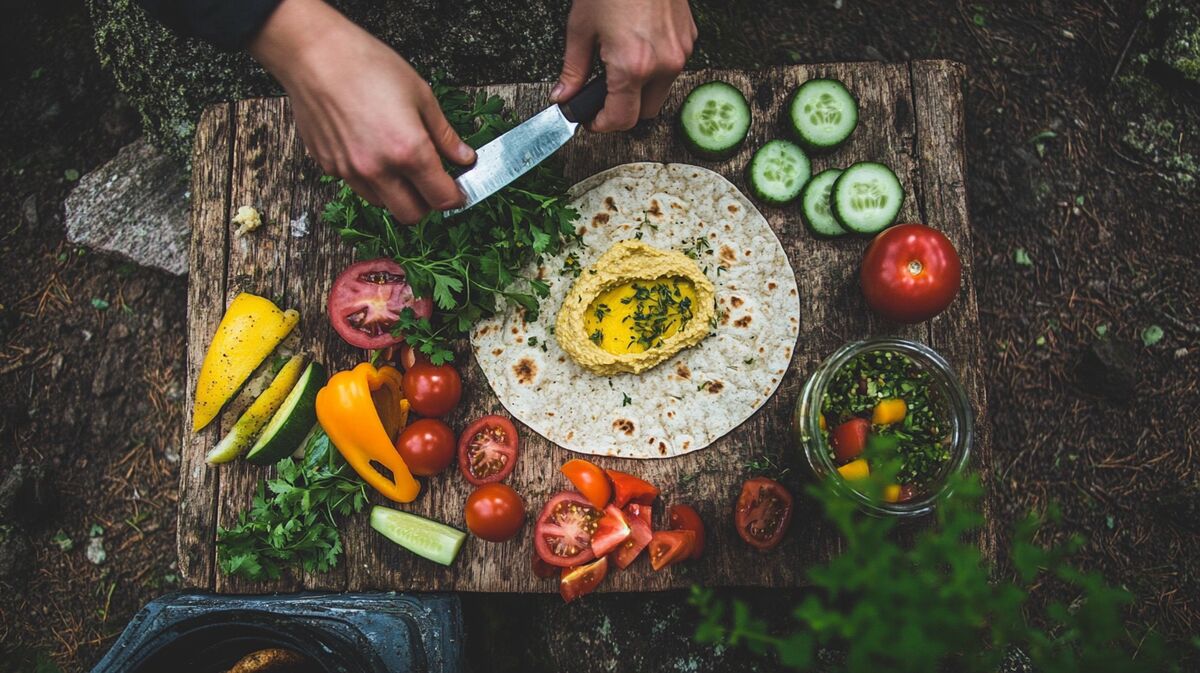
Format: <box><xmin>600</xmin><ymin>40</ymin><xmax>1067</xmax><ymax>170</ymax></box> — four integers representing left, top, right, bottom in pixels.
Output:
<box><xmin>1</xmin><ymin>0</ymin><xmax>1197</xmax><ymax>671</ymax></box>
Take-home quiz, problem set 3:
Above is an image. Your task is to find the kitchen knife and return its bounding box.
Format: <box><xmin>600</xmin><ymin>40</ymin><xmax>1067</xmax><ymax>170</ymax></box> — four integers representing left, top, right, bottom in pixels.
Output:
<box><xmin>444</xmin><ymin>75</ymin><xmax>607</xmax><ymax>215</ymax></box>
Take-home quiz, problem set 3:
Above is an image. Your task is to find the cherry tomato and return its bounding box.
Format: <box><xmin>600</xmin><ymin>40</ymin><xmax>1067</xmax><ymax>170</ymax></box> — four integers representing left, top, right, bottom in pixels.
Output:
<box><xmin>327</xmin><ymin>258</ymin><xmax>432</xmax><ymax>349</ymax></box>
<box><xmin>861</xmin><ymin>223</ymin><xmax>962</xmax><ymax>324</ymax></box>
<box><xmin>559</xmin><ymin>557</ymin><xmax>608</xmax><ymax>603</ymax></box>
<box><xmin>534</xmin><ymin>491</ymin><xmax>602</xmax><ymax>567</ymax></box>
<box><xmin>648</xmin><ymin>530</ymin><xmax>696</xmax><ymax>571</ymax></box>
<box><xmin>610</xmin><ymin>513</ymin><xmax>653</xmax><ymax>569</ymax></box>
<box><xmin>831</xmin><ymin>418</ymin><xmax>870</xmax><ymax>464</ymax></box>
<box><xmin>561</xmin><ymin>459</ymin><xmax>612</xmax><ymax>509</ymax></box>
<box><xmin>532</xmin><ymin>554</ymin><xmax>557</xmax><ymax>579</ymax></box>
<box><xmin>464</xmin><ymin>483</ymin><xmax>525</xmax><ymax>542</ymax></box>
<box><xmin>734</xmin><ymin>477</ymin><xmax>793</xmax><ymax>551</ymax></box>
<box><xmin>667</xmin><ymin>504</ymin><xmax>706</xmax><ymax>559</ymax></box>
<box><xmin>458</xmin><ymin>415</ymin><xmax>519</xmax><ymax>485</ymax></box>
<box><xmin>401</xmin><ymin>363</ymin><xmax>462</xmax><ymax>417</ymax></box>
<box><xmin>590</xmin><ymin>505</ymin><xmax>632</xmax><ymax>557</ymax></box>
<box><xmin>605</xmin><ymin>469</ymin><xmax>660</xmax><ymax>508</ymax></box>
<box><xmin>394</xmin><ymin>418</ymin><xmax>456</xmax><ymax>476</ymax></box>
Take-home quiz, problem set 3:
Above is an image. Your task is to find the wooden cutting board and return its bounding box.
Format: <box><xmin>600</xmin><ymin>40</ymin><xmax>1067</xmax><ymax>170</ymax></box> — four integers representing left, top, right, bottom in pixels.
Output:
<box><xmin>178</xmin><ymin>60</ymin><xmax>995</xmax><ymax>593</ymax></box>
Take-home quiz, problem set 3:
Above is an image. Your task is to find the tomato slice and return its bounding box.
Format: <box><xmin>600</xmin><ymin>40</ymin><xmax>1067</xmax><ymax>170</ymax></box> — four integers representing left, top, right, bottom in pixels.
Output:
<box><xmin>605</xmin><ymin>469</ymin><xmax>660</xmax><ymax>507</ymax></box>
<box><xmin>458</xmin><ymin>415</ymin><xmax>519</xmax><ymax>485</ymax></box>
<box><xmin>734</xmin><ymin>477</ymin><xmax>793</xmax><ymax>551</ymax></box>
<box><xmin>532</xmin><ymin>554</ymin><xmax>557</xmax><ymax>579</ymax></box>
<box><xmin>534</xmin><ymin>491</ymin><xmax>602</xmax><ymax>567</ymax></box>
<box><xmin>327</xmin><ymin>258</ymin><xmax>432</xmax><ymax>350</ymax></box>
<box><xmin>559</xmin><ymin>557</ymin><xmax>608</xmax><ymax>603</ymax></box>
<box><xmin>590</xmin><ymin>505</ymin><xmax>632</xmax><ymax>557</ymax></box>
<box><xmin>623</xmin><ymin>503</ymin><xmax>653</xmax><ymax>528</ymax></box>
<box><xmin>561</xmin><ymin>459</ymin><xmax>612</xmax><ymax>509</ymax></box>
<box><xmin>667</xmin><ymin>504</ymin><xmax>706</xmax><ymax>559</ymax></box>
<box><xmin>831</xmin><ymin>418</ymin><xmax>870</xmax><ymax>463</ymax></box>
<box><xmin>610</xmin><ymin>513</ymin><xmax>653</xmax><ymax>569</ymax></box>
<box><xmin>648</xmin><ymin>530</ymin><xmax>695</xmax><ymax>571</ymax></box>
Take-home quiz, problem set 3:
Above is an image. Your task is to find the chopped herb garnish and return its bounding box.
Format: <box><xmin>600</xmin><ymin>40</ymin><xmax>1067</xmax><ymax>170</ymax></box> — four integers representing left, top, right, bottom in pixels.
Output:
<box><xmin>590</xmin><ymin>328</ymin><xmax>604</xmax><ymax>344</ymax></box>
<box><xmin>622</xmin><ymin>392</ymin><xmax>632</xmax><ymax>406</ymax></box>
<box><xmin>528</xmin><ymin>336</ymin><xmax>538</xmax><ymax>347</ymax></box>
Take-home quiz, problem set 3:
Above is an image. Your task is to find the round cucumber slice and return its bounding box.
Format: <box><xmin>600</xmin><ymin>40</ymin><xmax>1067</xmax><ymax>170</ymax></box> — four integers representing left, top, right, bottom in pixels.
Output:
<box><xmin>679</xmin><ymin>81</ymin><xmax>752</xmax><ymax>158</ymax></box>
<box><xmin>800</xmin><ymin>168</ymin><xmax>848</xmax><ymax>237</ymax></box>
<box><xmin>245</xmin><ymin>361</ymin><xmax>327</xmax><ymax>466</ymax></box>
<box><xmin>747</xmin><ymin>140</ymin><xmax>811</xmax><ymax>205</ymax></box>
<box><xmin>370</xmin><ymin>506</ymin><xmax>466</xmax><ymax>567</ymax></box>
<box><xmin>788</xmin><ymin>78</ymin><xmax>859</xmax><ymax>151</ymax></box>
<box><xmin>832</xmin><ymin>162</ymin><xmax>904</xmax><ymax>234</ymax></box>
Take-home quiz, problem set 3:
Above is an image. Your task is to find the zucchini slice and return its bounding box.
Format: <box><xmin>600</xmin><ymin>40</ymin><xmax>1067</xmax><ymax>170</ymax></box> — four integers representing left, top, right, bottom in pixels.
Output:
<box><xmin>245</xmin><ymin>361</ymin><xmax>327</xmax><ymax>466</ymax></box>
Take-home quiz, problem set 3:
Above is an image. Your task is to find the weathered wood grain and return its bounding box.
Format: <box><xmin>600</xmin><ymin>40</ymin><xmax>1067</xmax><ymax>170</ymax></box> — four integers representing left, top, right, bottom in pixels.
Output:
<box><xmin>181</xmin><ymin>62</ymin><xmax>984</xmax><ymax>593</ymax></box>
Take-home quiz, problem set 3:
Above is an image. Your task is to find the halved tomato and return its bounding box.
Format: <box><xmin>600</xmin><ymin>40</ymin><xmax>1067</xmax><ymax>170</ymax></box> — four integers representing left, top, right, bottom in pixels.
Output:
<box><xmin>667</xmin><ymin>504</ymin><xmax>706</xmax><ymax>560</ymax></box>
<box><xmin>648</xmin><ymin>530</ymin><xmax>695</xmax><ymax>571</ymax></box>
<box><xmin>831</xmin><ymin>418</ymin><xmax>870</xmax><ymax>463</ymax></box>
<box><xmin>532</xmin><ymin>554</ymin><xmax>557</xmax><ymax>579</ymax></box>
<box><xmin>327</xmin><ymin>258</ymin><xmax>432</xmax><ymax>350</ymax></box>
<box><xmin>611</xmin><ymin>513</ymin><xmax>653</xmax><ymax>569</ymax></box>
<box><xmin>561</xmin><ymin>459</ymin><xmax>611</xmax><ymax>509</ymax></box>
<box><xmin>560</xmin><ymin>557</ymin><xmax>608</xmax><ymax>603</ymax></box>
<box><xmin>624</xmin><ymin>503</ymin><xmax>653</xmax><ymax>528</ymax></box>
<box><xmin>590</xmin><ymin>505</ymin><xmax>631</xmax><ymax>557</ymax></box>
<box><xmin>734</xmin><ymin>477</ymin><xmax>793</xmax><ymax>551</ymax></box>
<box><xmin>458</xmin><ymin>415</ymin><xmax>519</xmax><ymax>485</ymax></box>
<box><xmin>606</xmin><ymin>469</ymin><xmax>660</xmax><ymax>507</ymax></box>
<box><xmin>534</xmin><ymin>491</ymin><xmax>602</xmax><ymax>567</ymax></box>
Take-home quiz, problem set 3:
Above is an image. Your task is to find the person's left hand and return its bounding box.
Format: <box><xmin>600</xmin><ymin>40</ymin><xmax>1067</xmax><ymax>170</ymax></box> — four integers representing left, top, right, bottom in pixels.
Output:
<box><xmin>551</xmin><ymin>0</ymin><xmax>696</xmax><ymax>132</ymax></box>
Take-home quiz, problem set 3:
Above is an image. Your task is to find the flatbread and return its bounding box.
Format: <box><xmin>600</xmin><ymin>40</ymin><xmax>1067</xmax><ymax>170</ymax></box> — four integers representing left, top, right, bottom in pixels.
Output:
<box><xmin>470</xmin><ymin>163</ymin><xmax>800</xmax><ymax>458</ymax></box>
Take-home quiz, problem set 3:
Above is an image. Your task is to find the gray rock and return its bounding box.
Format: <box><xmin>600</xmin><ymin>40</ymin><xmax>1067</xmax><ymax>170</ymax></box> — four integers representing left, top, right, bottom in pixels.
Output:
<box><xmin>64</xmin><ymin>137</ymin><xmax>190</xmax><ymax>275</ymax></box>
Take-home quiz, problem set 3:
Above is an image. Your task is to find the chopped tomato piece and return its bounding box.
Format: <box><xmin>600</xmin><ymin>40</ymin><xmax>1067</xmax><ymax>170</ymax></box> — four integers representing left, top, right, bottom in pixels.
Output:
<box><xmin>648</xmin><ymin>530</ymin><xmax>695</xmax><ymax>571</ymax></box>
<box><xmin>667</xmin><ymin>504</ymin><xmax>706</xmax><ymax>559</ymax></box>
<box><xmin>534</xmin><ymin>491</ymin><xmax>602</xmax><ymax>567</ymax></box>
<box><xmin>831</xmin><ymin>418</ymin><xmax>870</xmax><ymax>463</ymax></box>
<box><xmin>605</xmin><ymin>469</ymin><xmax>660</xmax><ymax>507</ymax></box>
<box><xmin>734</xmin><ymin>477</ymin><xmax>793</xmax><ymax>551</ymax></box>
<box><xmin>623</xmin><ymin>502</ymin><xmax>653</xmax><ymax>528</ymax></box>
<box><xmin>561</xmin><ymin>459</ymin><xmax>612</xmax><ymax>509</ymax></box>
<box><xmin>560</xmin><ymin>557</ymin><xmax>608</xmax><ymax>603</ymax></box>
<box><xmin>590</xmin><ymin>505</ymin><xmax>632</xmax><ymax>557</ymax></box>
<box><xmin>532</xmin><ymin>554</ymin><xmax>557</xmax><ymax>579</ymax></box>
<box><xmin>610</xmin><ymin>514</ymin><xmax>653</xmax><ymax>569</ymax></box>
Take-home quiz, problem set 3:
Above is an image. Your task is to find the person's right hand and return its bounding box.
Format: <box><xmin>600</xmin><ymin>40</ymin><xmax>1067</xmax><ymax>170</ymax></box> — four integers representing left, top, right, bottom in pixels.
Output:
<box><xmin>248</xmin><ymin>0</ymin><xmax>475</xmax><ymax>223</ymax></box>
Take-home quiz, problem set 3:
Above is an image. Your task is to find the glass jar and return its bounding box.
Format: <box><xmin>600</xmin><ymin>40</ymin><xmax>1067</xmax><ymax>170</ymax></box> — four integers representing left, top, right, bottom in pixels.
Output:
<box><xmin>794</xmin><ymin>337</ymin><xmax>974</xmax><ymax>517</ymax></box>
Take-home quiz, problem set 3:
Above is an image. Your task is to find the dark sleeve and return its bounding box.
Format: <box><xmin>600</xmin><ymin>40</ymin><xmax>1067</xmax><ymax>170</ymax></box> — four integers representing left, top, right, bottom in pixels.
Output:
<box><xmin>135</xmin><ymin>0</ymin><xmax>285</xmax><ymax>51</ymax></box>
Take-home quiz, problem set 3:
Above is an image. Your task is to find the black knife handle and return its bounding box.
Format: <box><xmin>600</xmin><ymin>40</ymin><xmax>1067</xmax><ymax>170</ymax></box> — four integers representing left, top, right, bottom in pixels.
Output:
<box><xmin>561</xmin><ymin>75</ymin><xmax>607</xmax><ymax>125</ymax></box>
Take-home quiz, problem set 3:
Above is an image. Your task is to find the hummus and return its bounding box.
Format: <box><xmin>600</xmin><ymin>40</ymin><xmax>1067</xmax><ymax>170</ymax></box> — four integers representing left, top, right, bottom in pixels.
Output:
<box><xmin>555</xmin><ymin>240</ymin><xmax>715</xmax><ymax>375</ymax></box>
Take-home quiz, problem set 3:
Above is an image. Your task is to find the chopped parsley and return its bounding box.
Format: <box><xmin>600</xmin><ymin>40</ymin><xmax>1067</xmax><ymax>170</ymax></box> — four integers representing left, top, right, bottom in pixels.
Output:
<box><xmin>622</xmin><ymin>392</ymin><xmax>632</xmax><ymax>406</ymax></box>
<box><xmin>619</xmin><ymin>280</ymin><xmax>694</xmax><ymax>350</ymax></box>
<box><xmin>589</xmin><ymin>329</ymin><xmax>604</xmax><ymax>344</ymax></box>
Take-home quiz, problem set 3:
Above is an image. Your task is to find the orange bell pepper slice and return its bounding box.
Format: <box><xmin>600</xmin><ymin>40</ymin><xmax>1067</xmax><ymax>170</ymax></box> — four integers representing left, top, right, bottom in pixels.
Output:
<box><xmin>316</xmin><ymin>362</ymin><xmax>418</xmax><ymax>503</ymax></box>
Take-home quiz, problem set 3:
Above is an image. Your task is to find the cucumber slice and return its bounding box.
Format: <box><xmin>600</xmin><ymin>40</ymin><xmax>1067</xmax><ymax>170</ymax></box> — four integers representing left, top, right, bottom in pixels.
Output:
<box><xmin>370</xmin><ymin>506</ymin><xmax>466</xmax><ymax>567</ymax></box>
<box><xmin>800</xmin><ymin>168</ymin><xmax>848</xmax><ymax>237</ymax></box>
<box><xmin>788</xmin><ymin>78</ymin><xmax>859</xmax><ymax>151</ymax></box>
<box><xmin>205</xmin><ymin>354</ymin><xmax>308</xmax><ymax>465</ymax></box>
<box><xmin>747</xmin><ymin>140</ymin><xmax>811</xmax><ymax>205</ymax></box>
<box><xmin>679</xmin><ymin>81</ymin><xmax>751</xmax><ymax>158</ymax></box>
<box><xmin>245</xmin><ymin>361</ymin><xmax>327</xmax><ymax>466</ymax></box>
<box><xmin>832</xmin><ymin>162</ymin><xmax>904</xmax><ymax>234</ymax></box>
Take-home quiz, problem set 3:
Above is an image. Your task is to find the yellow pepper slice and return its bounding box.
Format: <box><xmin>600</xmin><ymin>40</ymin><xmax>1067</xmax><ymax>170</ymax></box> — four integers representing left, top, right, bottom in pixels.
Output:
<box><xmin>871</xmin><ymin>398</ymin><xmax>907</xmax><ymax>426</ymax></box>
<box><xmin>316</xmin><ymin>363</ymin><xmax>418</xmax><ymax>503</ymax></box>
<box><xmin>193</xmin><ymin>293</ymin><xmax>299</xmax><ymax>432</ymax></box>
<box><xmin>836</xmin><ymin>458</ymin><xmax>870</xmax><ymax>481</ymax></box>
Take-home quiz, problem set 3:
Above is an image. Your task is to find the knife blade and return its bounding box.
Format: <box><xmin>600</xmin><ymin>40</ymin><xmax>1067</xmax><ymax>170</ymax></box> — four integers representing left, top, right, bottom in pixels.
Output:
<box><xmin>444</xmin><ymin>76</ymin><xmax>607</xmax><ymax>215</ymax></box>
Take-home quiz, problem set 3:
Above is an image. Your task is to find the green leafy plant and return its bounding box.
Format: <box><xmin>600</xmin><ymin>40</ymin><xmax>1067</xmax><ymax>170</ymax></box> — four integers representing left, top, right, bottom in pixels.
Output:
<box><xmin>322</xmin><ymin>80</ymin><xmax>580</xmax><ymax>364</ymax></box>
<box><xmin>216</xmin><ymin>429</ymin><xmax>367</xmax><ymax>580</ymax></box>
<box><xmin>692</xmin><ymin>474</ymin><xmax>1185</xmax><ymax>672</ymax></box>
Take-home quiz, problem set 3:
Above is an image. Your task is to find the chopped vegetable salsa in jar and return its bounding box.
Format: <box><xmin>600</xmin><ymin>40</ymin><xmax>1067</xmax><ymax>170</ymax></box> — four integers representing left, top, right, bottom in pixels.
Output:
<box><xmin>820</xmin><ymin>349</ymin><xmax>952</xmax><ymax>501</ymax></box>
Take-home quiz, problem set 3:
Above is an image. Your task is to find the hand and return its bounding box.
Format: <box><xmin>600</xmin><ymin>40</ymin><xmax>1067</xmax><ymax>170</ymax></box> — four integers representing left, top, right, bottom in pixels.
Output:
<box><xmin>249</xmin><ymin>0</ymin><xmax>475</xmax><ymax>223</ymax></box>
<box><xmin>552</xmin><ymin>0</ymin><xmax>696</xmax><ymax>132</ymax></box>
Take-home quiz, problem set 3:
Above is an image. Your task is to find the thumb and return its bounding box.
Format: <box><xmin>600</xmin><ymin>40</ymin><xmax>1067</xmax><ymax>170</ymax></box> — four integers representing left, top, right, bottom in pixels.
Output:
<box><xmin>552</xmin><ymin>25</ymin><xmax>594</xmax><ymax>103</ymax></box>
<box><xmin>421</xmin><ymin>96</ymin><xmax>476</xmax><ymax>166</ymax></box>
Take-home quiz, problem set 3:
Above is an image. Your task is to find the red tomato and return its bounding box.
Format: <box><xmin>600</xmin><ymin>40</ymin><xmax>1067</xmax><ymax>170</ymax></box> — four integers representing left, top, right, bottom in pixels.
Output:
<box><xmin>605</xmin><ymin>469</ymin><xmax>660</xmax><ymax>508</ymax></box>
<box><xmin>831</xmin><ymin>418</ymin><xmax>870</xmax><ymax>464</ymax></box>
<box><xmin>610</xmin><ymin>514</ymin><xmax>653</xmax><ymax>569</ymax></box>
<box><xmin>464</xmin><ymin>483</ymin><xmax>525</xmax><ymax>542</ymax></box>
<box><xmin>590</xmin><ymin>505</ymin><xmax>632</xmax><ymax>557</ymax></box>
<box><xmin>458</xmin><ymin>415</ymin><xmax>519</xmax><ymax>485</ymax></box>
<box><xmin>861</xmin><ymin>223</ymin><xmax>962</xmax><ymax>324</ymax></box>
<box><xmin>561</xmin><ymin>459</ymin><xmax>612</xmax><ymax>509</ymax></box>
<box><xmin>734</xmin><ymin>477</ymin><xmax>793</xmax><ymax>551</ymax></box>
<box><xmin>559</xmin><ymin>557</ymin><xmax>608</xmax><ymax>603</ymax></box>
<box><xmin>327</xmin><ymin>258</ymin><xmax>432</xmax><ymax>349</ymax></box>
<box><xmin>534</xmin><ymin>491</ymin><xmax>602</xmax><ymax>567</ymax></box>
<box><xmin>623</xmin><ymin>503</ymin><xmax>653</xmax><ymax>528</ymax></box>
<box><xmin>532</xmin><ymin>554</ymin><xmax>557</xmax><ymax>579</ymax></box>
<box><xmin>394</xmin><ymin>418</ymin><xmax>456</xmax><ymax>476</ymax></box>
<box><xmin>667</xmin><ymin>504</ymin><xmax>706</xmax><ymax>560</ymax></box>
<box><xmin>648</xmin><ymin>530</ymin><xmax>696</xmax><ymax>571</ymax></box>
<box><xmin>401</xmin><ymin>363</ymin><xmax>462</xmax><ymax>417</ymax></box>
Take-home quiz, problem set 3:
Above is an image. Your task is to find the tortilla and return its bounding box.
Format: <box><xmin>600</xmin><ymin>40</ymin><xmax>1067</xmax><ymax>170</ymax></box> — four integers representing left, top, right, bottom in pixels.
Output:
<box><xmin>470</xmin><ymin>163</ymin><xmax>801</xmax><ymax>458</ymax></box>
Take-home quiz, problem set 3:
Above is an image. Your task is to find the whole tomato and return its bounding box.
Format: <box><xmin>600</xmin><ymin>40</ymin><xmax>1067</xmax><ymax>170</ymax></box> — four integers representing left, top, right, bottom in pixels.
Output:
<box><xmin>860</xmin><ymin>224</ymin><xmax>961</xmax><ymax>324</ymax></box>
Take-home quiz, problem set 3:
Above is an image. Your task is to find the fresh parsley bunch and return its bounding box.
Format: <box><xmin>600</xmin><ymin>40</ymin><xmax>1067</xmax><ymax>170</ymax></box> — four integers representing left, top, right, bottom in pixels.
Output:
<box><xmin>216</xmin><ymin>429</ymin><xmax>367</xmax><ymax>581</ymax></box>
<box><xmin>322</xmin><ymin>80</ymin><xmax>580</xmax><ymax>364</ymax></box>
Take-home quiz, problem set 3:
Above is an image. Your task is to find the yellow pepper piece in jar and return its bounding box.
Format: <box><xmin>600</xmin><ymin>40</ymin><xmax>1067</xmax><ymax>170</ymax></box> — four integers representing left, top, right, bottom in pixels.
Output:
<box><xmin>836</xmin><ymin>459</ymin><xmax>870</xmax><ymax>481</ymax></box>
<box><xmin>871</xmin><ymin>398</ymin><xmax>907</xmax><ymax>426</ymax></box>
<box><xmin>882</xmin><ymin>484</ymin><xmax>903</xmax><ymax>503</ymax></box>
